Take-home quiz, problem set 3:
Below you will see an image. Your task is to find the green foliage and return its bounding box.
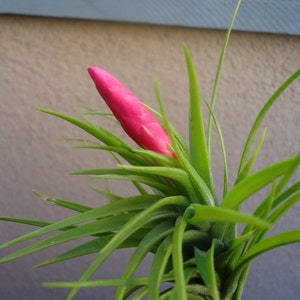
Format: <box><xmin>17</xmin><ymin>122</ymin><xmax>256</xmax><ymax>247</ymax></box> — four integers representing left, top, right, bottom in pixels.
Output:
<box><xmin>1</xmin><ymin>0</ymin><xmax>299</xmax><ymax>299</ymax></box>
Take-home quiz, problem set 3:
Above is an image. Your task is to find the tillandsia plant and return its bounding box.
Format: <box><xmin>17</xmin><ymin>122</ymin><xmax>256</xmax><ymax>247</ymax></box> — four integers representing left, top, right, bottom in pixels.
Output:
<box><xmin>1</xmin><ymin>1</ymin><xmax>300</xmax><ymax>299</ymax></box>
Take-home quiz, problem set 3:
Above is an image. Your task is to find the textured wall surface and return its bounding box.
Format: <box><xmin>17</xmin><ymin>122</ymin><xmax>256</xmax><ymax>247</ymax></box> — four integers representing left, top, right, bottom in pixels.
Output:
<box><xmin>0</xmin><ymin>15</ymin><xmax>299</xmax><ymax>300</ymax></box>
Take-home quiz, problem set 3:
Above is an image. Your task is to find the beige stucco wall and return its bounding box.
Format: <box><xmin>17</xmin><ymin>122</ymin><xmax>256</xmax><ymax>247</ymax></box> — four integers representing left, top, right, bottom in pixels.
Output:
<box><xmin>0</xmin><ymin>15</ymin><xmax>299</xmax><ymax>300</ymax></box>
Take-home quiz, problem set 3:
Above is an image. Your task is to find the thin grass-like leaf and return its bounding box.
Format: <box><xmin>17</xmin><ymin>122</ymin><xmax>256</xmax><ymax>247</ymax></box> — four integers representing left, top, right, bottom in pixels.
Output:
<box><xmin>36</xmin><ymin>108</ymin><xmax>127</xmax><ymax>148</ymax></box>
<box><xmin>183</xmin><ymin>44</ymin><xmax>214</xmax><ymax>196</ymax></box>
<box><xmin>0</xmin><ymin>216</ymin><xmax>51</xmax><ymax>228</ymax></box>
<box><xmin>237</xmin><ymin>68</ymin><xmax>300</xmax><ymax>176</ymax></box>
<box><xmin>242</xmin><ymin>181</ymin><xmax>300</xmax><ymax>237</ymax></box>
<box><xmin>194</xmin><ymin>240</ymin><xmax>220</xmax><ymax>300</ymax></box>
<box><xmin>119</xmin><ymin>164</ymin><xmax>196</xmax><ymax>200</ymax></box>
<box><xmin>90</xmin><ymin>174</ymin><xmax>176</xmax><ymax>196</ymax></box>
<box><xmin>270</xmin><ymin>181</ymin><xmax>300</xmax><ymax>211</ymax></box>
<box><xmin>0</xmin><ymin>213</ymin><xmax>136</xmax><ymax>264</ymax></box>
<box><xmin>45</xmin><ymin>277</ymin><xmax>155</xmax><ymax>288</ymax></box>
<box><xmin>222</xmin><ymin>154</ymin><xmax>300</xmax><ymax>209</ymax></box>
<box><xmin>34</xmin><ymin>191</ymin><xmax>91</xmax><ymax>213</ymax></box>
<box><xmin>72</xmin><ymin>167</ymin><xmax>176</xmax><ymax>195</ymax></box>
<box><xmin>171</xmin><ymin>207</ymin><xmax>196</xmax><ymax>300</ymax></box>
<box><xmin>88</xmin><ymin>184</ymin><xmax>122</xmax><ymax>202</ymax></box>
<box><xmin>0</xmin><ymin>195</ymin><xmax>159</xmax><ymax>252</ymax></box>
<box><xmin>252</xmin><ymin>191</ymin><xmax>300</xmax><ymax>245</ymax></box>
<box><xmin>36</xmin><ymin>108</ymin><xmax>143</xmax><ymax>166</ymax></box>
<box><xmin>115</xmin><ymin>220</ymin><xmax>174</xmax><ymax>299</ymax></box>
<box><xmin>35</xmin><ymin>235</ymin><xmax>114</xmax><ymax>268</ymax></box>
<box><xmin>35</xmin><ymin>229</ymin><xmax>150</xmax><ymax>268</ymax></box>
<box><xmin>154</xmin><ymin>82</ymin><xmax>216</xmax><ymax>207</ymax></box>
<box><xmin>188</xmin><ymin>205</ymin><xmax>270</xmax><ymax>229</ymax></box>
<box><xmin>133</xmin><ymin>148</ymin><xmax>179</xmax><ymax>168</ymax></box>
<box><xmin>154</xmin><ymin>81</ymin><xmax>187</xmax><ymax>162</ymax></box>
<box><xmin>144</xmin><ymin>95</ymin><xmax>190</xmax><ymax>160</ymax></box>
<box><xmin>66</xmin><ymin>196</ymin><xmax>187</xmax><ymax>299</ymax></box>
<box><xmin>172</xmin><ymin>217</ymin><xmax>188</xmax><ymax>300</ymax></box>
<box><xmin>148</xmin><ymin>234</ymin><xmax>173</xmax><ymax>300</ymax></box>
<box><xmin>236</xmin><ymin>128</ymin><xmax>267</xmax><ymax>184</ymax></box>
<box><xmin>238</xmin><ymin>230</ymin><xmax>300</xmax><ymax>266</ymax></box>
<box><xmin>202</xmin><ymin>96</ymin><xmax>228</xmax><ymax>197</ymax></box>
<box><xmin>67</xmin><ymin>210</ymin><xmax>178</xmax><ymax>300</ymax></box>
<box><xmin>64</xmin><ymin>137</ymin><xmax>101</xmax><ymax>146</ymax></box>
<box><xmin>207</xmin><ymin>0</ymin><xmax>243</xmax><ymax>154</ymax></box>
<box><xmin>181</xmin><ymin>155</ymin><xmax>216</xmax><ymax>206</ymax></box>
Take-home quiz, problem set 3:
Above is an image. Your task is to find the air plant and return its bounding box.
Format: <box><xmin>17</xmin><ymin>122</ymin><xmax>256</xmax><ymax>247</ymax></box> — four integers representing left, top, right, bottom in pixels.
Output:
<box><xmin>1</xmin><ymin>1</ymin><xmax>299</xmax><ymax>299</ymax></box>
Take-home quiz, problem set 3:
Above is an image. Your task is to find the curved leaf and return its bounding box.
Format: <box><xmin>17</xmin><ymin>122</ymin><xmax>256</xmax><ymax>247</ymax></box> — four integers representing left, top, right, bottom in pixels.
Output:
<box><xmin>222</xmin><ymin>155</ymin><xmax>300</xmax><ymax>209</ymax></box>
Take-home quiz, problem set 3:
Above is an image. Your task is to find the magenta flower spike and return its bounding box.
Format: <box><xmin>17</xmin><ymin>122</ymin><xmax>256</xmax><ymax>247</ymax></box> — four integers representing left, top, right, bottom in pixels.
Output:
<box><xmin>88</xmin><ymin>66</ymin><xmax>176</xmax><ymax>158</ymax></box>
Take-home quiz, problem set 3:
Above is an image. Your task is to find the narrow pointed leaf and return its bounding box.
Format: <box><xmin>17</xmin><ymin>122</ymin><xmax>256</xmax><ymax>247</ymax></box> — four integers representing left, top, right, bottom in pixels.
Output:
<box><xmin>36</xmin><ymin>108</ymin><xmax>129</xmax><ymax>148</ymax></box>
<box><xmin>0</xmin><ymin>195</ymin><xmax>159</xmax><ymax>251</ymax></box>
<box><xmin>0</xmin><ymin>216</ymin><xmax>51</xmax><ymax>228</ymax></box>
<box><xmin>195</xmin><ymin>240</ymin><xmax>220</xmax><ymax>300</ymax></box>
<box><xmin>119</xmin><ymin>165</ymin><xmax>196</xmax><ymax>199</ymax></box>
<box><xmin>237</xmin><ymin>68</ymin><xmax>300</xmax><ymax>174</ymax></box>
<box><xmin>222</xmin><ymin>154</ymin><xmax>300</xmax><ymax>209</ymax></box>
<box><xmin>88</xmin><ymin>184</ymin><xmax>122</xmax><ymax>202</ymax></box>
<box><xmin>34</xmin><ymin>191</ymin><xmax>91</xmax><ymax>213</ymax></box>
<box><xmin>207</xmin><ymin>0</ymin><xmax>243</xmax><ymax>153</ymax></box>
<box><xmin>238</xmin><ymin>230</ymin><xmax>300</xmax><ymax>266</ymax></box>
<box><xmin>116</xmin><ymin>220</ymin><xmax>174</xmax><ymax>298</ymax></box>
<box><xmin>183</xmin><ymin>44</ymin><xmax>214</xmax><ymax>194</ymax></box>
<box><xmin>0</xmin><ymin>213</ymin><xmax>135</xmax><ymax>264</ymax></box>
<box><xmin>236</xmin><ymin>128</ymin><xmax>267</xmax><ymax>184</ymax></box>
<box><xmin>188</xmin><ymin>205</ymin><xmax>270</xmax><ymax>229</ymax></box>
<box><xmin>35</xmin><ymin>229</ymin><xmax>150</xmax><ymax>268</ymax></box>
<box><xmin>148</xmin><ymin>234</ymin><xmax>173</xmax><ymax>300</ymax></box>
<box><xmin>66</xmin><ymin>196</ymin><xmax>187</xmax><ymax>299</ymax></box>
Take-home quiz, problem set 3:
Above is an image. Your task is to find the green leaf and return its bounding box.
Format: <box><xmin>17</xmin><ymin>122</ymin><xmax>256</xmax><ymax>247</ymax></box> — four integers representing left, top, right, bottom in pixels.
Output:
<box><xmin>44</xmin><ymin>277</ymin><xmax>156</xmax><ymax>288</ymax></box>
<box><xmin>236</xmin><ymin>128</ymin><xmax>267</xmax><ymax>184</ymax></box>
<box><xmin>88</xmin><ymin>184</ymin><xmax>122</xmax><ymax>202</ymax></box>
<box><xmin>0</xmin><ymin>213</ymin><xmax>135</xmax><ymax>264</ymax></box>
<box><xmin>72</xmin><ymin>168</ymin><xmax>176</xmax><ymax>195</ymax></box>
<box><xmin>207</xmin><ymin>0</ymin><xmax>243</xmax><ymax>154</ymax></box>
<box><xmin>271</xmin><ymin>181</ymin><xmax>300</xmax><ymax>211</ymax></box>
<box><xmin>67</xmin><ymin>211</ymin><xmax>177</xmax><ymax>300</ymax></box>
<box><xmin>238</xmin><ymin>230</ymin><xmax>300</xmax><ymax>266</ymax></box>
<box><xmin>35</xmin><ymin>229</ymin><xmax>150</xmax><ymax>268</ymax></box>
<box><xmin>91</xmin><ymin>174</ymin><xmax>175</xmax><ymax>196</ymax></box>
<box><xmin>36</xmin><ymin>235</ymin><xmax>115</xmax><ymax>268</ymax></box>
<box><xmin>252</xmin><ymin>191</ymin><xmax>300</xmax><ymax>245</ymax></box>
<box><xmin>242</xmin><ymin>181</ymin><xmax>300</xmax><ymax>238</ymax></box>
<box><xmin>0</xmin><ymin>195</ymin><xmax>159</xmax><ymax>251</ymax></box>
<box><xmin>133</xmin><ymin>148</ymin><xmax>179</xmax><ymax>168</ymax></box>
<box><xmin>237</xmin><ymin>68</ymin><xmax>300</xmax><ymax>175</ymax></box>
<box><xmin>148</xmin><ymin>234</ymin><xmax>173</xmax><ymax>300</ymax></box>
<box><xmin>34</xmin><ymin>191</ymin><xmax>91</xmax><ymax>213</ymax></box>
<box><xmin>66</xmin><ymin>196</ymin><xmax>187</xmax><ymax>299</ymax></box>
<box><xmin>222</xmin><ymin>154</ymin><xmax>300</xmax><ymax>209</ymax></box>
<box><xmin>154</xmin><ymin>82</ymin><xmax>216</xmax><ymax>207</ymax></box>
<box><xmin>171</xmin><ymin>210</ymin><xmax>194</xmax><ymax>300</ymax></box>
<box><xmin>195</xmin><ymin>240</ymin><xmax>220</xmax><ymax>300</ymax></box>
<box><xmin>120</xmin><ymin>164</ymin><xmax>196</xmax><ymax>200</ymax></box>
<box><xmin>202</xmin><ymin>96</ymin><xmax>228</xmax><ymax>198</ymax></box>
<box><xmin>188</xmin><ymin>204</ymin><xmax>270</xmax><ymax>229</ymax></box>
<box><xmin>0</xmin><ymin>216</ymin><xmax>51</xmax><ymax>228</ymax></box>
<box><xmin>154</xmin><ymin>81</ymin><xmax>190</xmax><ymax>162</ymax></box>
<box><xmin>36</xmin><ymin>108</ymin><xmax>126</xmax><ymax>148</ymax></box>
<box><xmin>183</xmin><ymin>44</ymin><xmax>214</xmax><ymax>196</ymax></box>
<box><xmin>35</xmin><ymin>108</ymin><xmax>143</xmax><ymax>166</ymax></box>
<box><xmin>115</xmin><ymin>220</ymin><xmax>174</xmax><ymax>299</ymax></box>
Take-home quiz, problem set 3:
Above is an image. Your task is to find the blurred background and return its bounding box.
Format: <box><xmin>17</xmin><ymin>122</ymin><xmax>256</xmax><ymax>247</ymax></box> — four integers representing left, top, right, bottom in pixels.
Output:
<box><xmin>0</xmin><ymin>1</ymin><xmax>299</xmax><ymax>299</ymax></box>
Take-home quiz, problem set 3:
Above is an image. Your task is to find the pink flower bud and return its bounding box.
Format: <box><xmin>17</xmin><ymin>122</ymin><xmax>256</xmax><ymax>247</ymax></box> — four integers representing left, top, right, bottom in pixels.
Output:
<box><xmin>88</xmin><ymin>66</ymin><xmax>175</xmax><ymax>158</ymax></box>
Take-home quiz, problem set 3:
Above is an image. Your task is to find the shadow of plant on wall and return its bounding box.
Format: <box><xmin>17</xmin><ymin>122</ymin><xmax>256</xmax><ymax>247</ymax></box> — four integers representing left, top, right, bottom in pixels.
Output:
<box><xmin>1</xmin><ymin>1</ymin><xmax>299</xmax><ymax>299</ymax></box>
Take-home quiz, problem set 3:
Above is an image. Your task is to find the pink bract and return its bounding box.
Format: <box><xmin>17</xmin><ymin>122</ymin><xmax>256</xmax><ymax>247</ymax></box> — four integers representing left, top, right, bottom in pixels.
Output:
<box><xmin>88</xmin><ymin>66</ymin><xmax>176</xmax><ymax>158</ymax></box>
